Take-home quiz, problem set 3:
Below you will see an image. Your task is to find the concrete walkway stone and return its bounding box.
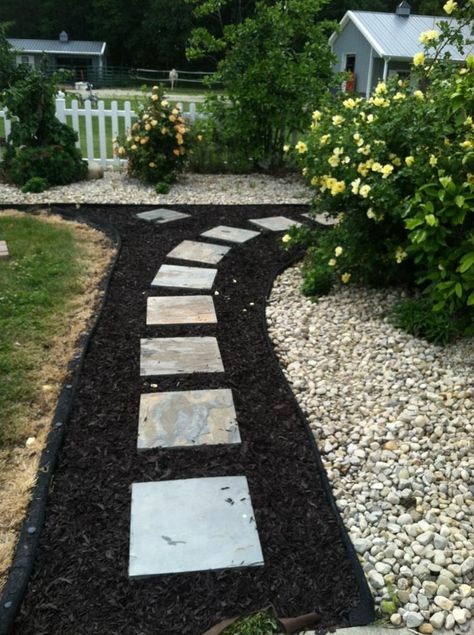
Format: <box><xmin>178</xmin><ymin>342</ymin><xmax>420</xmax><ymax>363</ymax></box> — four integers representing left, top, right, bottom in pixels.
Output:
<box><xmin>249</xmin><ymin>216</ymin><xmax>303</xmax><ymax>231</ymax></box>
<box><xmin>147</xmin><ymin>295</ymin><xmax>217</xmax><ymax>325</ymax></box>
<box><xmin>129</xmin><ymin>477</ymin><xmax>264</xmax><ymax>577</ymax></box>
<box><xmin>152</xmin><ymin>264</ymin><xmax>217</xmax><ymax>290</ymax></box>
<box><xmin>201</xmin><ymin>225</ymin><xmax>259</xmax><ymax>244</ymax></box>
<box><xmin>0</xmin><ymin>240</ymin><xmax>9</xmax><ymax>259</ymax></box>
<box><xmin>167</xmin><ymin>240</ymin><xmax>231</xmax><ymax>265</ymax></box>
<box><xmin>136</xmin><ymin>208</ymin><xmax>190</xmax><ymax>223</ymax></box>
<box><xmin>140</xmin><ymin>337</ymin><xmax>224</xmax><ymax>375</ymax></box>
<box><xmin>137</xmin><ymin>389</ymin><xmax>240</xmax><ymax>449</ymax></box>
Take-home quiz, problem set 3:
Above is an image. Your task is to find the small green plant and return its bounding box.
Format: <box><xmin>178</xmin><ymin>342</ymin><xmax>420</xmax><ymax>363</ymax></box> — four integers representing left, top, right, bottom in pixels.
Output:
<box><xmin>6</xmin><ymin>146</ymin><xmax>86</xmax><ymax>187</ymax></box>
<box><xmin>223</xmin><ymin>610</ymin><xmax>280</xmax><ymax>634</ymax></box>
<box><xmin>21</xmin><ymin>176</ymin><xmax>49</xmax><ymax>193</ymax></box>
<box><xmin>155</xmin><ymin>181</ymin><xmax>171</xmax><ymax>194</ymax></box>
<box><xmin>118</xmin><ymin>85</ymin><xmax>192</xmax><ymax>184</ymax></box>
<box><xmin>391</xmin><ymin>297</ymin><xmax>463</xmax><ymax>344</ymax></box>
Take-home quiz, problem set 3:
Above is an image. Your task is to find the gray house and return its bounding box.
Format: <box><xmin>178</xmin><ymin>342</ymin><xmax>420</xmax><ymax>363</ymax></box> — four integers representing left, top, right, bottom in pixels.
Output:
<box><xmin>330</xmin><ymin>2</ymin><xmax>473</xmax><ymax>97</ymax></box>
<box><xmin>7</xmin><ymin>32</ymin><xmax>106</xmax><ymax>80</ymax></box>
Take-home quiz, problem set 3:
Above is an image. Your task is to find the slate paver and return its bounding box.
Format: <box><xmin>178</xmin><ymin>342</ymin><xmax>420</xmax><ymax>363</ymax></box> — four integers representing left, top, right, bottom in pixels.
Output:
<box><xmin>147</xmin><ymin>295</ymin><xmax>217</xmax><ymax>325</ymax></box>
<box><xmin>137</xmin><ymin>388</ymin><xmax>240</xmax><ymax>450</ymax></box>
<box><xmin>129</xmin><ymin>476</ymin><xmax>264</xmax><ymax>577</ymax></box>
<box><xmin>166</xmin><ymin>240</ymin><xmax>231</xmax><ymax>265</ymax></box>
<box><xmin>136</xmin><ymin>208</ymin><xmax>190</xmax><ymax>223</ymax></box>
<box><xmin>151</xmin><ymin>264</ymin><xmax>217</xmax><ymax>290</ymax></box>
<box><xmin>0</xmin><ymin>240</ymin><xmax>9</xmax><ymax>260</ymax></box>
<box><xmin>249</xmin><ymin>216</ymin><xmax>303</xmax><ymax>231</ymax></box>
<box><xmin>140</xmin><ymin>337</ymin><xmax>224</xmax><ymax>375</ymax></box>
<box><xmin>201</xmin><ymin>225</ymin><xmax>260</xmax><ymax>244</ymax></box>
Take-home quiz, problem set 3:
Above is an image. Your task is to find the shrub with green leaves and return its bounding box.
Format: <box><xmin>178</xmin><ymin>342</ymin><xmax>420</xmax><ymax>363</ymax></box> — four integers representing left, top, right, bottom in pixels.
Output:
<box><xmin>287</xmin><ymin>1</ymin><xmax>474</xmax><ymax>340</ymax></box>
<box><xmin>117</xmin><ymin>86</ymin><xmax>191</xmax><ymax>184</ymax></box>
<box><xmin>7</xmin><ymin>145</ymin><xmax>87</xmax><ymax>187</ymax></box>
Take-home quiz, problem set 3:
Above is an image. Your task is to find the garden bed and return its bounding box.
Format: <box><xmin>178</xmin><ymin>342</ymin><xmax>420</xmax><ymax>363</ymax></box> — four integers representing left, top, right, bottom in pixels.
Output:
<box><xmin>7</xmin><ymin>205</ymin><xmax>372</xmax><ymax>635</ymax></box>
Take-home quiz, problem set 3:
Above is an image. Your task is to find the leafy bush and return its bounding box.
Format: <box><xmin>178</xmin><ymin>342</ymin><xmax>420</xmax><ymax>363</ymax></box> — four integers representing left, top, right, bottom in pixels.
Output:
<box><xmin>21</xmin><ymin>176</ymin><xmax>49</xmax><ymax>193</ymax></box>
<box><xmin>117</xmin><ymin>86</ymin><xmax>191</xmax><ymax>184</ymax></box>
<box><xmin>187</xmin><ymin>0</ymin><xmax>337</xmax><ymax>170</ymax></box>
<box><xmin>288</xmin><ymin>2</ymin><xmax>473</xmax><ymax>339</ymax></box>
<box><xmin>6</xmin><ymin>145</ymin><xmax>87</xmax><ymax>187</ymax></box>
<box><xmin>391</xmin><ymin>297</ymin><xmax>463</xmax><ymax>345</ymax></box>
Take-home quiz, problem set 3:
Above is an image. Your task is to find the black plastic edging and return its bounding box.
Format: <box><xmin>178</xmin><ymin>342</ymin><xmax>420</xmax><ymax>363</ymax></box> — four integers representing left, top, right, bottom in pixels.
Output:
<box><xmin>0</xmin><ymin>208</ymin><xmax>122</xmax><ymax>635</ymax></box>
<box><xmin>262</xmin><ymin>237</ymin><xmax>375</xmax><ymax>626</ymax></box>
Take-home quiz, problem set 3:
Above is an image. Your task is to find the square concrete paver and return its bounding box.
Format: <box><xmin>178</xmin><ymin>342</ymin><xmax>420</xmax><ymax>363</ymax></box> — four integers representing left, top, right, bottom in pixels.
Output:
<box><xmin>151</xmin><ymin>264</ymin><xmax>217</xmax><ymax>290</ymax></box>
<box><xmin>137</xmin><ymin>388</ymin><xmax>240</xmax><ymax>449</ymax></box>
<box><xmin>147</xmin><ymin>296</ymin><xmax>217</xmax><ymax>325</ymax></box>
<box><xmin>129</xmin><ymin>476</ymin><xmax>264</xmax><ymax>577</ymax></box>
<box><xmin>140</xmin><ymin>337</ymin><xmax>224</xmax><ymax>375</ymax></box>
<box><xmin>167</xmin><ymin>240</ymin><xmax>231</xmax><ymax>265</ymax></box>
<box><xmin>201</xmin><ymin>225</ymin><xmax>260</xmax><ymax>244</ymax></box>
<box><xmin>249</xmin><ymin>216</ymin><xmax>303</xmax><ymax>231</ymax></box>
<box><xmin>136</xmin><ymin>208</ymin><xmax>190</xmax><ymax>223</ymax></box>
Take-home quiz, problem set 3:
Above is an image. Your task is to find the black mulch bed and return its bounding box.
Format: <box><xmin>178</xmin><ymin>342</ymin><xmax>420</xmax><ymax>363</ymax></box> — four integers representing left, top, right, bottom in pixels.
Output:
<box><xmin>9</xmin><ymin>204</ymin><xmax>372</xmax><ymax>635</ymax></box>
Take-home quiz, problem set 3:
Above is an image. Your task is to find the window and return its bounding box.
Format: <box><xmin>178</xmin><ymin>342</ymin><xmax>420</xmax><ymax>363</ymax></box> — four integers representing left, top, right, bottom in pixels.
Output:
<box><xmin>345</xmin><ymin>54</ymin><xmax>356</xmax><ymax>73</ymax></box>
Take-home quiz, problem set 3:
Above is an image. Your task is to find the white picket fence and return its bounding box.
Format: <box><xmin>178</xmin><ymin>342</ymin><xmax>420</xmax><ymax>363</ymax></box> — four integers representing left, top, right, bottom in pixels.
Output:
<box><xmin>0</xmin><ymin>97</ymin><xmax>201</xmax><ymax>167</ymax></box>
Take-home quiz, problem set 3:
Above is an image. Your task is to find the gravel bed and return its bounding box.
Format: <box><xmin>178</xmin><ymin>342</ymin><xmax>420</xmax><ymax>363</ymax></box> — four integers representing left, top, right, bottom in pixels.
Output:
<box><xmin>267</xmin><ymin>264</ymin><xmax>474</xmax><ymax>635</ymax></box>
<box><xmin>0</xmin><ymin>170</ymin><xmax>310</xmax><ymax>206</ymax></box>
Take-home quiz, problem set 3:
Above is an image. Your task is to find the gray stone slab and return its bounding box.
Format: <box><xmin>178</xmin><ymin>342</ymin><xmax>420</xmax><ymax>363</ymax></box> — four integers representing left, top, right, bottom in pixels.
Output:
<box><xmin>129</xmin><ymin>476</ymin><xmax>264</xmax><ymax>577</ymax></box>
<box><xmin>137</xmin><ymin>388</ymin><xmax>240</xmax><ymax>449</ymax></box>
<box><xmin>249</xmin><ymin>216</ymin><xmax>303</xmax><ymax>231</ymax></box>
<box><xmin>201</xmin><ymin>225</ymin><xmax>260</xmax><ymax>244</ymax></box>
<box><xmin>0</xmin><ymin>240</ymin><xmax>8</xmax><ymax>260</ymax></box>
<box><xmin>302</xmin><ymin>212</ymin><xmax>338</xmax><ymax>226</ymax></box>
<box><xmin>140</xmin><ymin>337</ymin><xmax>224</xmax><ymax>376</ymax></box>
<box><xmin>147</xmin><ymin>295</ymin><xmax>217</xmax><ymax>325</ymax></box>
<box><xmin>136</xmin><ymin>208</ymin><xmax>190</xmax><ymax>223</ymax></box>
<box><xmin>167</xmin><ymin>240</ymin><xmax>231</xmax><ymax>265</ymax></box>
<box><xmin>152</xmin><ymin>264</ymin><xmax>217</xmax><ymax>290</ymax></box>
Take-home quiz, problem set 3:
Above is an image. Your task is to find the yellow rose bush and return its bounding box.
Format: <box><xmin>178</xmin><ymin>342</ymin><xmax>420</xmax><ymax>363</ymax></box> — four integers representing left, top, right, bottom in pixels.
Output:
<box><xmin>118</xmin><ymin>86</ymin><xmax>192</xmax><ymax>189</ymax></box>
<box><xmin>287</xmin><ymin>1</ymin><xmax>474</xmax><ymax>342</ymax></box>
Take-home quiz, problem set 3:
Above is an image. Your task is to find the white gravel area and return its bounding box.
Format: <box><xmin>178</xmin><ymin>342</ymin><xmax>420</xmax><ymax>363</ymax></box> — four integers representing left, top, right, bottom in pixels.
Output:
<box><xmin>0</xmin><ymin>170</ymin><xmax>310</xmax><ymax>206</ymax></box>
<box><xmin>267</xmin><ymin>264</ymin><xmax>474</xmax><ymax>635</ymax></box>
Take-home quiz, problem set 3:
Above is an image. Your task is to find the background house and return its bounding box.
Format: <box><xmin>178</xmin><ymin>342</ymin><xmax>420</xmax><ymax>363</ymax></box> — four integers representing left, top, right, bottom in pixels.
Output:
<box><xmin>7</xmin><ymin>32</ymin><xmax>107</xmax><ymax>81</ymax></box>
<box><xmin>330</xmin><ymin>2</ymin><xmax>473</xmax><ymax>97</ymax></box>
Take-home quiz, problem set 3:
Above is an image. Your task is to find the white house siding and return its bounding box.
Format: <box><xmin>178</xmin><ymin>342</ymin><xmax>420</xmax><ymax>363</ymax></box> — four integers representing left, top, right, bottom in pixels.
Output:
<box><xmin>331</xmin><ymin>21</ymin><xmax>378</xmax><ymax>96</ymax></box>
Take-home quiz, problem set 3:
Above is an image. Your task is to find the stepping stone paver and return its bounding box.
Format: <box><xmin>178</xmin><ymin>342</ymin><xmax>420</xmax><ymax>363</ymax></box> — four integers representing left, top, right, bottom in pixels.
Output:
<box><xmin>147</xmin><ymin>295</ymin><xmax>217</xmax><ymax>325</ymax></box>
<box><xmin>152</xmin><ymin>264</ymin><xmax>217</xmax><ymax>290</ymax></box>
<box><xmin>302</xmin><ymin>212</ymin><xmax>337</xmax><ymax>226</ymax></box>
<box><xmin>166</xmin><ymin>240</ymin><xmax>231</xmax><ymax>265</ymax></box>
<box><xmin>136</xmin><ymin>208</ymin><xmax>190</xmax><ymax>223</ymax></box>
<box><xmin>137</xmin><ymin>388</ymin><xmax>240</xmax><ymax>450</ymax></box>
<box><xmin>140</xmin><ymin>337</ymin><xmax>224</xmax><ymax>375</ymax></box>
<box><xmin>249</xmin><ymin>216</ymin><xmax>303</xmax><ymax>231</ymax></box>
<box><xmin>129</xmin><ymin>476</ymin><xmax>264</xmax><ymax>577</ymax></box>
<box><xmin>201</xmin><ymin>225</ymin><xmax>259</xmax><ymax>244</ymax></box>
<box><xmin>0</xmin><ymin>240</ymin><xmax>9</xmax><ymax>260</ymax></box>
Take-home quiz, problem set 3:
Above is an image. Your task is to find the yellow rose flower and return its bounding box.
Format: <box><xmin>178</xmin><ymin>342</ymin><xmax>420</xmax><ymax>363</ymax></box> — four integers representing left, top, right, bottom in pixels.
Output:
<box><xmin>161</xmin><ymin>127</ymin><xmax>169</xmax><ymax>135</ymax></box>
<box><xmin>173</xmin><ymin>149</ymin><xmax>180</xmax><ymax>156</ymax></box>
<box><xmin>413</xmin><ymin>52</ymin><xmax>425</xmax><ymax>66</ymax></box>
<box><xmin>283</xmin><ymin>144</ymin><xmax>290</xmax><ymax>153</ymax></box>
<box><xmin>149</xmin><ymin>162</ymin><xmax>157</xmax><ymax>168</ymax></box>
<box><xmin>332</xmin><ymin>115</ymin><xmax>345</xmax><ymax>126</ymax></box>
<box><xmin>328</xmin><ymin>258</ymin><xmax>337</xmax><ymax>266</ymax></box>
<box><xmin>330</xmin><ymin>180</ymin><xmax>346</xmax><ymax>196</ymax></box>
<box><xmin>419</xmin><ymin>30</ymin><xmax>440</xmax><ymax>44</ymax></box>
<box><xmin>392</xmin><ymin>157</ymin><xmax>402</xmax><ymax>167</ymax></box>
<box><xmin>152</xmin><ymin>85</ymin><xmax>159</xmax><ymax>90</ymax></box>
<box><xmin>395</xmin><ymin>247</ymin><xmax>408</xmax><ymax>263</ymax></box>
<box><xmin>151</xmin><ymin>94</ymin><xmax>159</xmax><ymax>101</ymax></box>
<box><xmin>359</xmin><ymin>184</ymin><xmax>371</xmax><ymax>198</ymax></box>
<box><xmin>176</xmin><ymin>133</ymin><xmax>184</xmax><ymax>145</ymax></box>
<box><xmin>405</xmin><ymin>155</ymin><xmax>415</xmax><ymax>166</ymax></box>
<box><xmin>295</xmin><ymin>141</ymin><xmax>308</xmax><ymax>154</ymax></box>
<box><xmin>134</xmin><ymin>135</ymin><xmax>140</xmax><ymax>142</ymax></box>
<box><xmin>393</xmin><ymin>92</ymin><xmax>406</xmax><ymax>101</ymax></box>
<box><xmin>464</xmin><ymin>116</ymin><xmax>473</xmax><ymax>127</ymax></box>
<box><xmin>335</xmin><ymin>246</ymin><xmax>343</xmax><ymax>257</ymax></box>
<box><xmin>131</xmin><ymin>144</ymin><xmax>137</xmax><ymax>151</ymax></box>
<box><xmin>343</xmin><ymin>98</ymin><xmax>357</xmax><ymax>109</ymax></box>
<box><xmin>375</xmin><ymin>81</ymin><xmax>387</xmax><ymax>95</ymax></box>
<box><xmin>367</xmin><ymin>208</ymin><xmax>376</xmax><ymax>219</ymax></box>
<box><xmin>443</xmin><ymin>0</ymin><xmax>457</xmax><ymax>13</ymax></box>
<box><xmin>140</xmin><ymin>136</ymin><xmax>149</xmax><ymax>144</ymax></box>
<box><xmin>312</xmin><ymin>110</ymin><xmax>322</xmax><ymax>121</ymax></box>
<box><xmin>310</xmin><ymin>176</ymin><xmax>319</xmax><ymax>186</ymax></box>
<box><xmin>282</xmin><ymin>234</ymin><xmax>291</xmax><ymax>243</ymax></box>
<box><xmin>381</xmin><ymin>164</ymin><xmax>394</xmax><ymax>178</ymax></box>
<box><xmin>118</xmin><ymin>146</ymin><xmax>126</xmax><ymax>156</ymax></box>
<box><xmin>161</xmin><ymin>100</ymin><xmax>169</xmax><ymax>107</ymax></box>
<box><xmin>341</xmin><ymin>272</ymin><xmax>351</xmax><ymax>284</ymax></box>
<box><xmin>151</xmin><ymin>119</ymin><xmax>158</xmax><ymax>127</ymax></box>
<box><xmin>351</xmin><ymin>178</ymin><xmax>361</xmax><ymax>194</ymax></box>
<box><xmin>357</xmin><ymin>163</ymin><xmax>369</xmax><ymax>177</ymax></box>
<box><xmin>460</xmin><ymin>140</ymin><xmax>473</xmax><ymax>149</ymax></box>
<box><xmin>333</xmin><ymin>147</ymin><xmax>344</xmax><ymax>156</ymax></box>
<box><xmin>414</xmin><ymin>90</ymin><xmax>424</xmax><ymax>100</ymax></box>
<box><xmin>367</xmin><ymin>114</ymin><xmax>375</xmax><ymax>124</ymax></box>
<box><xmin>197</xmin><ymin>134</ymin><xmax>203</xmax><ymax>142</ymax></box>
<box><xmin>466</xmin><ymin>173</ymin><xmax>474</xmax><ymax>185</ymax></box>
<box><xmin>169</xmin><ymin>114</ymin><xmax>177</xmax><ymax>123</ymax></box>
<box><xmin>328</xmin><ymin>155</ymin><xmax>340</xmax><ymax>167</ymax></box>
<box><xmin>429</xmin><ymin>154</ymin><xmax>438</xmax><ymax>166</ymax></box>
<box><xmin>319</xmin><ymin>134</ymin><xmax>331</xmax><ymax>146</ymax></box>
<box><xmin>145</xmin><ymin>124</ymin><xmax>151</xmax><ymax>131</ymax></box>
<box><xmin>371</xmin><ymin>162</ymin><xmax>383</xmax><ymax>172</ymax></box>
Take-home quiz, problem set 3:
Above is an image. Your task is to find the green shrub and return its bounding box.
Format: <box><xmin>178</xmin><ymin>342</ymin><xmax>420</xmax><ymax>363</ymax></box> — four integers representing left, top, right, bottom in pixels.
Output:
<box><xmin>6</xmin><ymin>145</ymin><xmax>87</xmax><ymax>187</ymax></box>
<box><xmin>288</xmin><ymin>1</ymin><xmax>473</xmax><ymax>339</ymax></box>
<box><xmin>155</xmin><ymin>181</ymin><xmax>171</xmax><ymax>194</ymax></box>
<box><xmin>391</xmin><ymin>298</ymin><xmax>463</xmax><ymax>345</ymax></box>
<box><xmin>118</xmin><ymin>86</ymin><xmax>192</xmax><ymax>184</ymax></box>
<box><xmin>223</xmin><ymin>610</ymin><xmax>280</xmax><ymax>634</ymax></box>
<box><xmin>21</xmin><ymin>176</ymin><xmax>49</xmax><ymax>193</ymax></box>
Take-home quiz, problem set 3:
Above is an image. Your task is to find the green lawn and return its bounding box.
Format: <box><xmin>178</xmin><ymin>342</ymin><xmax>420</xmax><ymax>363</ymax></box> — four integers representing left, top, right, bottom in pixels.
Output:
<box><xmin>0</xmin><ymin>214</ymin><xmax>88</xmax><ymax>446</ymax></box>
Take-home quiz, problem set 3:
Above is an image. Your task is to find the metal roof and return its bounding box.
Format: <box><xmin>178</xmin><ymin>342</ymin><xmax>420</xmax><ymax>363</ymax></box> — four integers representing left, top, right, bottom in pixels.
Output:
<box><xmin>330</xmin><ymin>11</ymin><xmax>473</xmax><ymax>61</ymax></box>
<box><xmin>7</xmin><ymin>38</ymin><xmax>106</xmax><ymax>57</ymax></box>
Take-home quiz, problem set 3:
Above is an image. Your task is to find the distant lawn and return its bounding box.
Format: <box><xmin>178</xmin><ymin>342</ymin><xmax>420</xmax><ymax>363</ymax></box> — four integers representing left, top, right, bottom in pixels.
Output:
<box><xmin>0</xmin><ymin>214</ymin><xmax>89</xmax><ymax>446</ymax></box>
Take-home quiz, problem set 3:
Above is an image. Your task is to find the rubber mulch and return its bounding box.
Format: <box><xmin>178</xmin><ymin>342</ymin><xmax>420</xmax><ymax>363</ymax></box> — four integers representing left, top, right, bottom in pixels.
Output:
<box><xmin>13</xmin><ymin>204</ymin><xmax>364</xmax><ymax>635</ymax></box>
